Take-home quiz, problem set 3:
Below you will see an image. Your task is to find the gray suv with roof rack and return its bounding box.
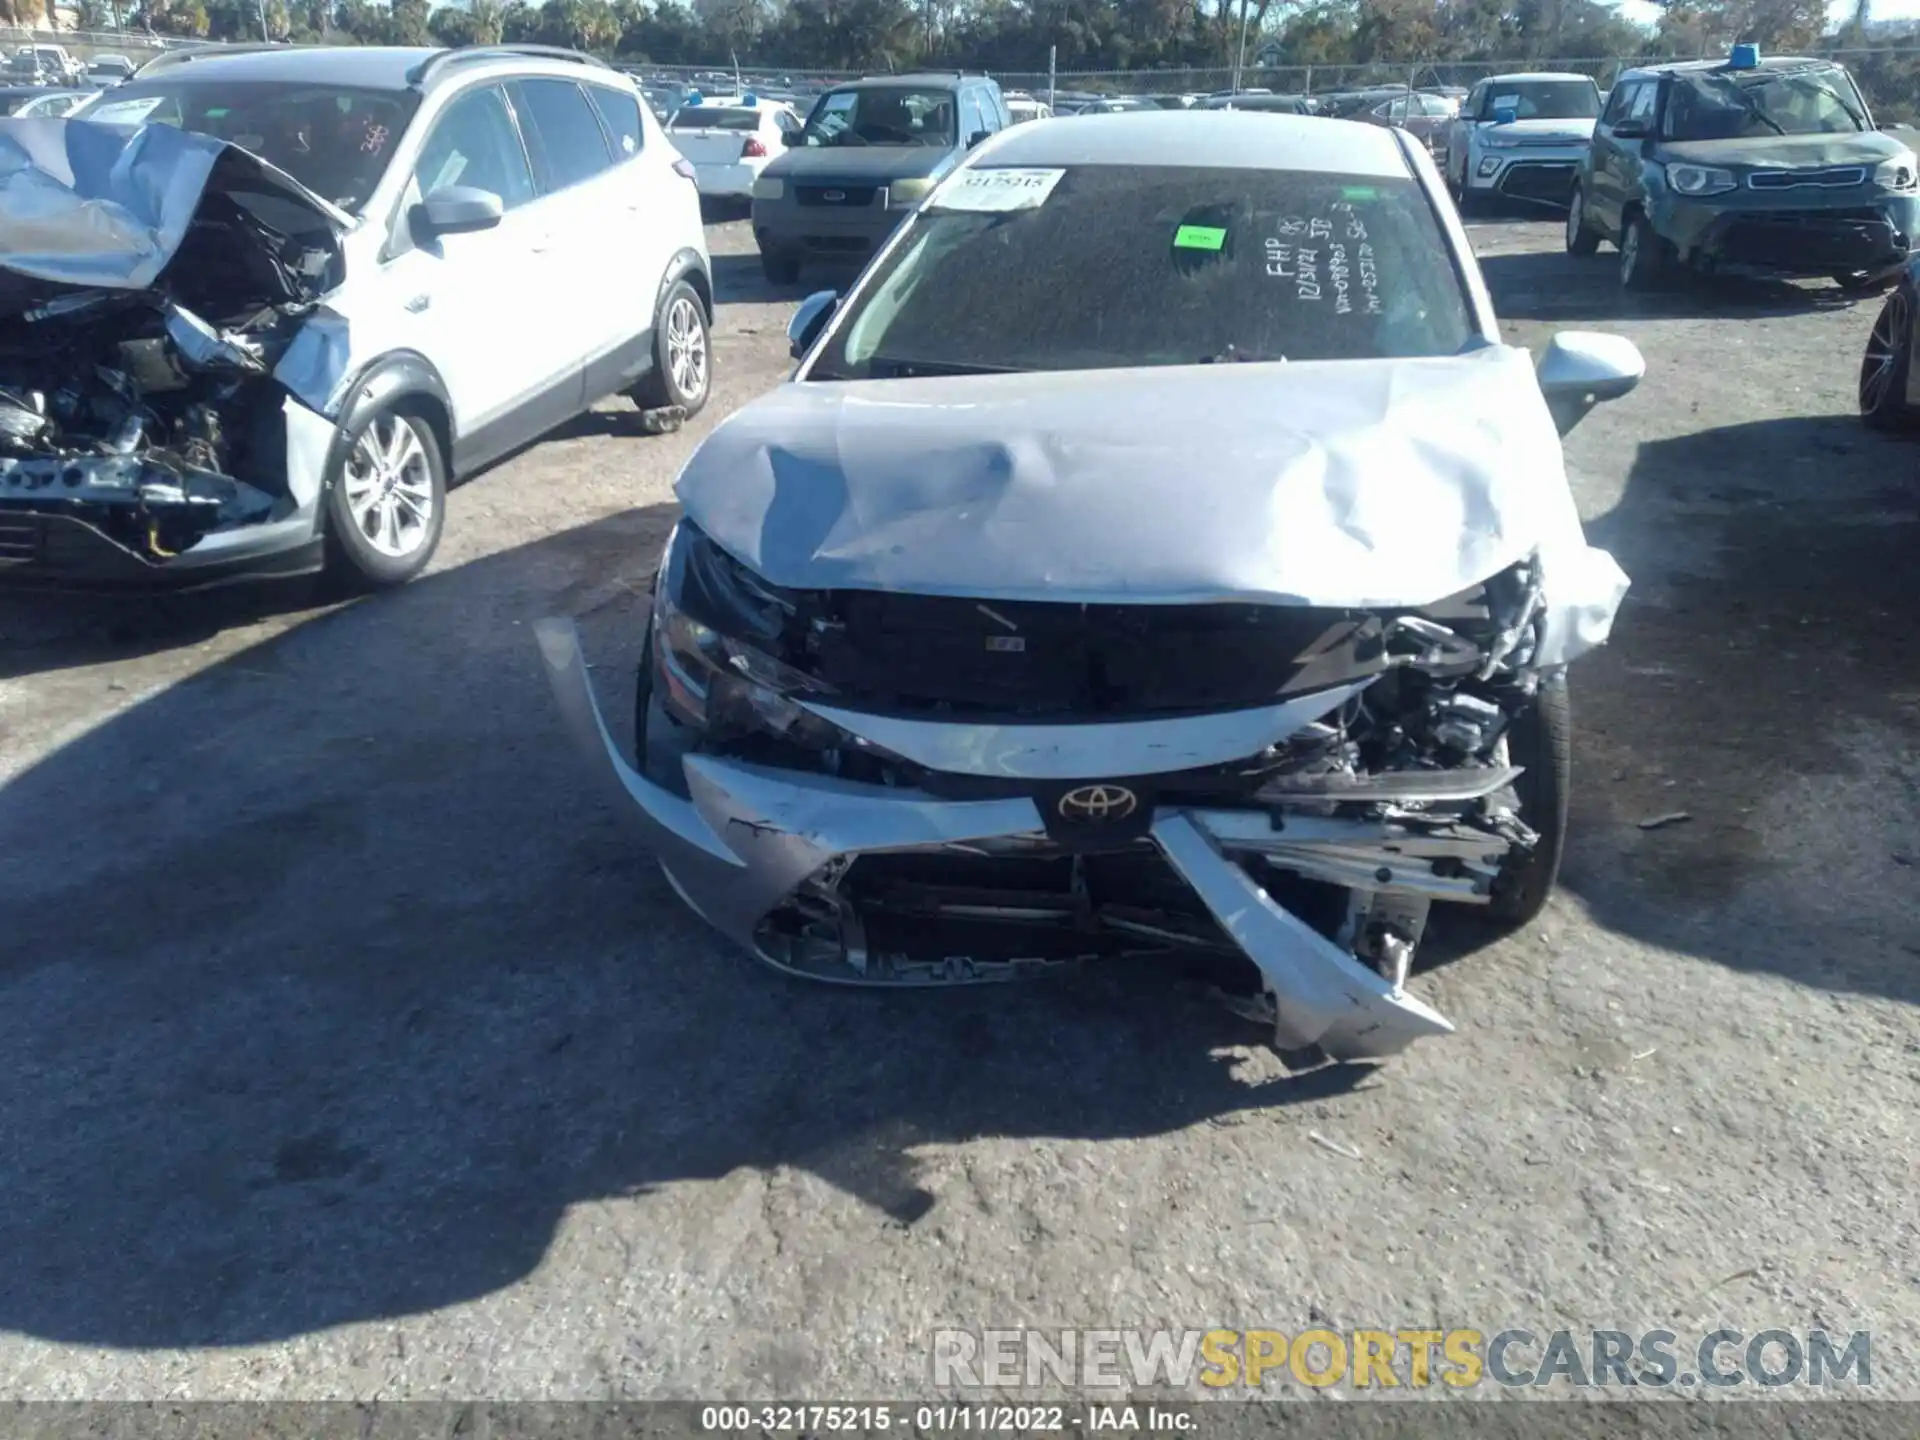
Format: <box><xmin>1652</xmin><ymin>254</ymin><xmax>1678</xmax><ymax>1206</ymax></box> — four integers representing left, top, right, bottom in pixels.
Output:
<box><xmin>748</xmin><ymin>71</ymin><xmax>1010</xmax><ymax>283</ymax></box>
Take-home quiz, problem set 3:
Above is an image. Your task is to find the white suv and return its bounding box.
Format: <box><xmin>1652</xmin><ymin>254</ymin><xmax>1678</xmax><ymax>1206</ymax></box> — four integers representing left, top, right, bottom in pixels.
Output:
<box><xmin>1</xmin><ymin>44</ymin><xmax>711</xmax><ymax>592</ymax></box>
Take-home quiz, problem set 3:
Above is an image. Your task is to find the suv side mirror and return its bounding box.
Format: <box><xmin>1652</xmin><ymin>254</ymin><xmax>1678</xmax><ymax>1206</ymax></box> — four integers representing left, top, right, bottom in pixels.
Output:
<box><xmin>788</xmin><ymin>289</ymin><xmax>838</xmax><ymax>359</ymax></box>
<box><xmin>1612</xmin><ymin>118</ymin><xmax>1649</xmax><ymax>139</ymax></box>
<box><xmin>1537</xmin><ymin>331</ymin><xmax>1644</xmax><ymax>435</ymax></box>
<box><xmin>1491</xmin><ymin>105</ymin><xmax>1517</xmax><ymax>125</ymax></box>
<box><xmin>968</xmin><ymin>129</ymin><xmax>991</xmax><ymax>148</ymax></box>
<box><xmin>415</xmin><ymin>185</ymin><xmax>504</xmax><ymax>237</ymax></box>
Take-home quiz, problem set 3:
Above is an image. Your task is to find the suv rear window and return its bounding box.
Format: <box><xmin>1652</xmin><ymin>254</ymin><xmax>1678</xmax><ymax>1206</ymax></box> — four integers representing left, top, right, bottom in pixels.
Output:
<box><xmin>811</xmin><ymin>163</ymin><xmax>1474</xmax><ymax>379</ymax></box>
<box><xmin>669</xmin><ymin>106</ymin><xmax>762</xmax><ymax>131</ymax></box>
<box><xmin>510</xmin><ymin>77</ymin><xmax>614</xmax><ymax>191</ymax></box>
<box><xmin>589</xmin><ymin>84</ymin><xmax>645</xmax><ymax>157</ymax></box>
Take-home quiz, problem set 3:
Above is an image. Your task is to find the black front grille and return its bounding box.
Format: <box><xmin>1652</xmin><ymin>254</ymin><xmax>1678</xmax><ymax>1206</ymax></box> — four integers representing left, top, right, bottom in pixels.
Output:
<box><xmin>0</xmin><ymin>516</ymin><xmax>40</xmax><ymax>563</ymax></box>
<box><xmin>810</xmin><ymin>593</ymin><xmax>1355</xmax><ymax>719</ymax></box>
<box><xmin>1497</xmin><ymin>161</ymin><xmax>1577</xmax><ymax>203</ymax></box>
<box><xmin>1748</xmin><ymin>166</ymin><xmax>1867</xmax><ymax>190</ymax></box>
<box><xmin>1716</xmin><ymin>209</ymin><xmax>1901</xmax><ymax>269</ymax></box>
<box><xmin>795</xmin><ymin>185</ymin><xmax>877</xmax><ymax>207</ymax></box>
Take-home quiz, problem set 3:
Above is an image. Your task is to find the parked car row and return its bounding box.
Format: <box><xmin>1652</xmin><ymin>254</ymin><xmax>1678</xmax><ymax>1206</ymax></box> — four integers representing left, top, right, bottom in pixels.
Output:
<box><xmin>1</xmin><ymin>44</ymin><xmax>713</xmax><ymax>593</ymax></box>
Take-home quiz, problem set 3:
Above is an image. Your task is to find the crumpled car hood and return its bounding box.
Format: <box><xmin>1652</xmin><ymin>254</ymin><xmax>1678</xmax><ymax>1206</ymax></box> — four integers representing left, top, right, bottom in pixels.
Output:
<box><xmin>1658</xmin><ymin>131</ymin><xmax>1908</xmax><ymax>168</ymax></box>
<box><xmin>0</xmin><ymin>116</ymin><xmax>351</xmax><ymax>294</ymax></box>
<box><xmin>676</xmin><ymin>343</ymin><xmax>1630</xmax><ymax>666</ymax></box>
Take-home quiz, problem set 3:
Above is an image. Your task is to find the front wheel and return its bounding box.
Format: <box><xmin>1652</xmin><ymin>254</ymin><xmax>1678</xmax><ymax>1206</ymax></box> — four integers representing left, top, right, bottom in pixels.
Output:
<box><xmin>629</xmin><ymin>278</ymin><xmax>711</xmax><ymax>419</ymax></box>
<box><xmin>1860</xmin><ymin>285</ymin><xmax>1916</xmax><ymax>430</ymax></box>
<box><xmin>1486</xmin><ymin>674</ymin><xmax>1571</xmax><ymax>929</ymax></box>
<box><xmin>1565</xmin><ymin>185</ymin><xmax>1600</xmax><ymax>255</ymax></box>
<box><xmin>322</xmin><ymin>407</ymin><xmax>447</xmax><ymax>590</ymax></box>
<box><xmin>1619</xmin><ymin>212</ymin><xmax>1665</xmax><ymax>291</ymax></box>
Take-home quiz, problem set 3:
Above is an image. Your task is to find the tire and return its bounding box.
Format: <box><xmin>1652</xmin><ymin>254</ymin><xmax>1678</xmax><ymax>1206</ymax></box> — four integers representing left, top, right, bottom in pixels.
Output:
<box><xmin>1564</xmin><ymin>184</ymin><xmax>1600</xmax><ymax>256</ymax></box>
<box><xmin>1486</xmin><ymin>674</ymin><xmax>1571</xmax><ymax>929</ymax></box>
<box><xmin>321</xmin><ymin>405</ymin><xmax>446</xmax><ymax>591</ymax></box>
<box><xmin>1618</xmin><ymin>211</ymin><xmax>1665</xmax><ymax>291</ymax></box>
<box><xmin>1859</xmin><ymin>285</ymin><xmax>1916</xmax><ymax>430</ymax></box>
<box><xmin>629</xmin><ymin>278</ymin><xmax>711</xmax><ymax>418</ymax></box>
<box><xmin>760</xmin><ymin>248</ymin><xmax>801</xmax><ymax>285</ymax></box>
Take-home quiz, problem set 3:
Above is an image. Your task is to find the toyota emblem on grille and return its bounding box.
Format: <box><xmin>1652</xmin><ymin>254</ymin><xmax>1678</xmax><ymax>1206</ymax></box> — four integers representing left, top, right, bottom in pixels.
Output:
<box><xmin>1057</xmin><ymin>784</ymin><xmax>1138</xmax><ymax>823</ymax></box>
<box><xmin>822</xmin><ymin>189</ymin><xmax>846</xmax><ymax>202</ymax></box>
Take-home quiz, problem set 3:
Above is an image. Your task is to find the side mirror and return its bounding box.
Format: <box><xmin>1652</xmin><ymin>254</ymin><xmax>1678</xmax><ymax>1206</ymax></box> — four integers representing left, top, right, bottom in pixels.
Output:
<box><xmin>415</xmin><ymin>185</ymin><xmax>504</xmax><ymax>237</ymax></box>
<box><xmin>1537</xmin><ymin>331</ymin><xmax>1644</xmax><ymax>435</ymax></box>
<box><xmin>968</xmin><ymin>129</ymin><xmax>990</xmax><ymax>148</ymax></box>
<box><xmin>788</xmin><ymin>288</ymin><xmax>838</xmax><ymax>358</ymax></box>
<box><xmin>1612</xmin><ymin>118</ymin><xmax>1649</xmax><ymax>140</ymax></box>
<box><xmin>782</xmin><ymin>129</ymin><xmax>800</xmax><ymax>145</ymax></box>
<box><xmin>1491</xmin><ymin>105</ymin><xmax>1517</xmax><ymax>125</ymax></box>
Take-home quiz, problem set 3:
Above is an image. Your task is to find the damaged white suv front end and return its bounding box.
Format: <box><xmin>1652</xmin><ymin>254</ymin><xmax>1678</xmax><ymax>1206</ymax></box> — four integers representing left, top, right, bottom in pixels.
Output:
<box><xmin>540</xmin><ymin>114</ymin><xmax>1645</xmax><ymax>1061</ymax></box>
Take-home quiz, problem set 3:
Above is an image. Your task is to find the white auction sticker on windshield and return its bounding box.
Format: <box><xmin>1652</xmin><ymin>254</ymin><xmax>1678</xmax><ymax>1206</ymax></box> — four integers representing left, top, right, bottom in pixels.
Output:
<box><xmin>930</xmin><ymin>167</ymin><xmax>1065</xmax><ymax>213</ymax></box>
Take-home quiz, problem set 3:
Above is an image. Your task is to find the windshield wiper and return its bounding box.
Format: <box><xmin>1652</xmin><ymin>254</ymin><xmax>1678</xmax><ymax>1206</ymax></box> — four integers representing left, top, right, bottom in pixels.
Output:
<box><xmin>1724</xmin><ymin>82</ymin><xmax>1786</xmax><ymax>136</ymax></box>
<box><xmin>1803</xmin><ymin>75</ymin><xmax>1869</xmax><ymax>129</ymax></box>
<box><xmin>865</xmin><ymin>356</ymin><xmax>1025</xmax><ymax>378</ymax></box>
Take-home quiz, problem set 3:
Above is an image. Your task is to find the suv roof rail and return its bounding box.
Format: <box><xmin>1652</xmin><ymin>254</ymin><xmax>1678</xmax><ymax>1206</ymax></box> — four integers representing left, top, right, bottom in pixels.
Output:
<box><xmin>407</xmin><ymin>43</ymin><xmax>612</xmax><ymax>87</ymax></box>
<box><xmin>133</xmin><ymin>40</ymin><xmax>285</xmax><ymax>76</ymax></box>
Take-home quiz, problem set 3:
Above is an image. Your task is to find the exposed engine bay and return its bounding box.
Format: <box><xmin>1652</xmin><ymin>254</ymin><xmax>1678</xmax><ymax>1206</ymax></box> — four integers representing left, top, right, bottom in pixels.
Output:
<box><xmin>639</xmin><ymin>521</ymin><xmax>1553</xmax><ymax>1053</ymax></box>
<box><xmin>0</xmin><ymin>117</ymin><xmax>347</xmax><ymax>568</ymax></box>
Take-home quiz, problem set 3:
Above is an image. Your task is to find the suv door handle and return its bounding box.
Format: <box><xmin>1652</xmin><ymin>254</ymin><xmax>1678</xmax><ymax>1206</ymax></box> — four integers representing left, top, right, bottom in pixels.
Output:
<box><xmin>405</xmin><ymin>294</ymin><xmax>430</xmax><ymax>313</ymax></box>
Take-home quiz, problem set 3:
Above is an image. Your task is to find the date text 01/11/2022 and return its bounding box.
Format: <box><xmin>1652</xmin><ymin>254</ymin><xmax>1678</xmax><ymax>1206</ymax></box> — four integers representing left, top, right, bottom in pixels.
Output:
<box><xmin>696</xmin><ymin>1404</ymin><xmax>1197</xmax><ymax>1432</ymax></box>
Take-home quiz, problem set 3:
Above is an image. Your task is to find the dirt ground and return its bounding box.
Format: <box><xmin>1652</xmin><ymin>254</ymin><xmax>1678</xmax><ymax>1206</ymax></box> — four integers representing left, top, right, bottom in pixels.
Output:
<box><xmin>1</xmin><ymin>214</ymin><xmax>1916</xmax><ymax>1401</ymax></box>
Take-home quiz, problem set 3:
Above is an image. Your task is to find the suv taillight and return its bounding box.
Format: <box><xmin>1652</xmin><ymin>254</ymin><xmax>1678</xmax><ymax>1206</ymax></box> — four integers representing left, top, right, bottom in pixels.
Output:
<box><xmin>741</xmin><ymin>135</ymin><xmax>768</xmax><ymax>157</ymax></box>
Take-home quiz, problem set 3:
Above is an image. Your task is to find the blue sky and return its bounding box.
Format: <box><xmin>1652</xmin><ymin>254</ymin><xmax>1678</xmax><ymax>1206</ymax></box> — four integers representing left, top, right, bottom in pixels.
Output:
<box><xmin>1613</xmin><ymin>0</ymin><xmax>1911</xmax><ymax>29</ymax></box>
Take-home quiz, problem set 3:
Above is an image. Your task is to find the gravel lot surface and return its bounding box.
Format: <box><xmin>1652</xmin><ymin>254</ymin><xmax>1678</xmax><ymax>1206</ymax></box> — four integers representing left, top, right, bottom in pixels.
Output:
<box><xmin>1</xmin><ymin>212</ymin><xmax>1916</xmax><ymax>1402</ymax></box>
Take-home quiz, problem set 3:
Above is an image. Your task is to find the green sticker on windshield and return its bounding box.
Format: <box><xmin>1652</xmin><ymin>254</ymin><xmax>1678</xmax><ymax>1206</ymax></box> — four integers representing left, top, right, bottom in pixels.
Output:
<box><xmin>1342</xmin><ymin>186</ymin><xmax>1378</xmax><ymax>200</ymax></box>
<box><xmin>1174</xmin><ymin>224</ymin><xmax>1227</xmax><ymax>251</ymax></box>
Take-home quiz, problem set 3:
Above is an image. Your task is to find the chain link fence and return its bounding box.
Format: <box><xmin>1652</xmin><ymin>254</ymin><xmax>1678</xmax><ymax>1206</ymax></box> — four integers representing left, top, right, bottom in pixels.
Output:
<box><xmin>631</xmin><ymin>44</ymin><xmax>1920</xmax><ymax>123</ymax></box>
<box><xmin>1</xmin><ymin>24</ymin><xmax>175</xmax><ymax>60</ymax></box>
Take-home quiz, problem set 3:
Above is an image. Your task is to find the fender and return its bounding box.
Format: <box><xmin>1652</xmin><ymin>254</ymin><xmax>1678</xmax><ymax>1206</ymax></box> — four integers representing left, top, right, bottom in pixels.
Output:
<box><xmin>324</xmin><ymin>350</ymin><xmax>455</xmax><ymax>477</ymax></box>
<box><xmin>658</xmin><ymin>248</ymin><xmax>714</xmax><ymax>319</ymax></box>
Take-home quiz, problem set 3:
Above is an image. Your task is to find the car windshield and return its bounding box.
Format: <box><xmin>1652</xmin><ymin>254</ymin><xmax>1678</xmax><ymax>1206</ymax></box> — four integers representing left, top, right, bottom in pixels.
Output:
<box><xmin>669</xmin><ymin>106</ymin><xmax>762</xmax><ymax>131</ymax></box>
<box><xmin>800</xmin><ymin>86</ymin><xmax>956</xmax><ymax>147</ymax></box>
<box><xmin>809</xmin><ymin>163</ymin><xmax>1474</xmax><ymax>380</ymax></box>
<box><xmin>74</xmin><ymin>79</ymin><xmax>420</xmax><ymax>213</ymax></box>
<box><xmin>1479</xmin><ymin>80</ymin><xmax>1600</xmax><ymax>120</ymax></box>
<box><xmin>1662</xmin><ymin>66</ymin><xmax>1868</xmax><ymax>140</ymax></box>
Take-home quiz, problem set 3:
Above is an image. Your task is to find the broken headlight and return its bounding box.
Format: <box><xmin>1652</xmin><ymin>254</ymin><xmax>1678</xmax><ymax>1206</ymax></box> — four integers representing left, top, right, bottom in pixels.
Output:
<box><xmin>652</xmin><ymin>521</ymin><xmax>845</xmax><ymax>748</ymax></box>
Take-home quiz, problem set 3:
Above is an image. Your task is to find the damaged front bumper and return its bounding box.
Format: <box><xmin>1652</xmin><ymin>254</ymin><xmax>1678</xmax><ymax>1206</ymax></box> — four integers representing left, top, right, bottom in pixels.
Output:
<box><xmin>1654</xmin><ymin>191</ymin><xmax>1920</xmax><ymax>277</ymax></box>
<box><xmin>536</xmin><ymin>618</ymin><xmax>1505</xmax><ymax>1061</ymax></box>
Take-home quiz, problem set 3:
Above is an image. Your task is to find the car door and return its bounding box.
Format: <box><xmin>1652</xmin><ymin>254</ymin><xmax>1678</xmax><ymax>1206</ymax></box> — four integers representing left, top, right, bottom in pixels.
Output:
<box><xmin>582</xmin><ymin>78</ymin><xmax>680</xmax><ymax>393</ymax></box>
<box><xmin>505</xmin><ymin>76</ymin><xmax>629</xmax><ymax>397</ymax></box>
<box><xmin>351</xmin><ymin>81</ymin><xmax>551</xmax><ymax>465</ymax></box>
<box><xmin>1593</xmin><ymin>80</ymin><xmax>1656</xmax><ymax>234</ymax></box>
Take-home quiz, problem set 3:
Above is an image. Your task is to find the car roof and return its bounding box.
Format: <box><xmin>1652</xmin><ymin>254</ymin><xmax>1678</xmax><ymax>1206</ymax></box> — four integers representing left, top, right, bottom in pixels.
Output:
<box><xmin>123</xmin><ymin>43</ymin><xmax>628</xmax><ymax>92</ymax></box>
<box><xmin>832</xmin><ymin>72</ymin><xmax>985</xmax><ymax>91</ymax></box>
<box><xmin>1619</xmin><ymin>55</ymin><xmax>1833</xmax><ymax>79</ymax></box>
<box><xmin>1477</xmin><ymin>72</ymin><xmax>1595</xmax><ymax>83</ymax></box>
<box><xmin>977</xmin><ymin>110</ymin><xmax>1413</xmax><ymax>177</ymax></box>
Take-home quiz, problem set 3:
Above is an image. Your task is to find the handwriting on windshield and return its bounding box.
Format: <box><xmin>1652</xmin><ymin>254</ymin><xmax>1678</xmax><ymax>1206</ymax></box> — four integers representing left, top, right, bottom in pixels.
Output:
<box><xmin>1267</xmin><ymin>206</ymin><xmax>1380</xmax><ymax>312</ymax></box>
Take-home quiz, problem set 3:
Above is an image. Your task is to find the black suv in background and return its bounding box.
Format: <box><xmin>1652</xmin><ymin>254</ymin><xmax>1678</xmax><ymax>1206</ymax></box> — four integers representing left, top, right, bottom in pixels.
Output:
<box><xmin>1568</xmin><ymin>49</ymin><xmax>1920</xmax><ymax>291</ymax></box>
<box><xmin>748</xmin><ymin>72</ymin><xmax>1010</xmax><ymax>283</ymax></box>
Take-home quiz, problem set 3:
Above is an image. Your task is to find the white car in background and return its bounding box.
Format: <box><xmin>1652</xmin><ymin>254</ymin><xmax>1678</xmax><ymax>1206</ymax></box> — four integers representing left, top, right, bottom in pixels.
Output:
<box><xmin>1442</xmin><ymin>71</ymin><xmax>1603</xmax><ymax>211</ymax></box>
<box><xmin>666</xmin><ymin>93</ymin><xmax>800</xmax><ymax>200</ymax></box>
<box><xmin>1005</xmin><ymin>93</ymin><xmax>1053</xmax><ymax>123</ymax></box>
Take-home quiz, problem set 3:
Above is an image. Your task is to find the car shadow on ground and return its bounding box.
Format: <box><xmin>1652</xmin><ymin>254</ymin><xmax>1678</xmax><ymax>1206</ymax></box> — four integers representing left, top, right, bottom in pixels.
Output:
<box><xmin>0</xmin><ymin>504</ymin><xmax>1373</xmax><ymax>1350</ymax></box>
<box><xmin>712</xmin><ymin>251</ymin><xmax>860</xmax><ymax>309</ymax></box>
<box><xmin>1480</xmin><ymin>249</ymin><xmax>1863</xmax><ymax>323</ymax></box>
<box><xmin>1559</xmin><ymin>412</ymin><xmax>1920</xmax><ymax>1005</ymax></box>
